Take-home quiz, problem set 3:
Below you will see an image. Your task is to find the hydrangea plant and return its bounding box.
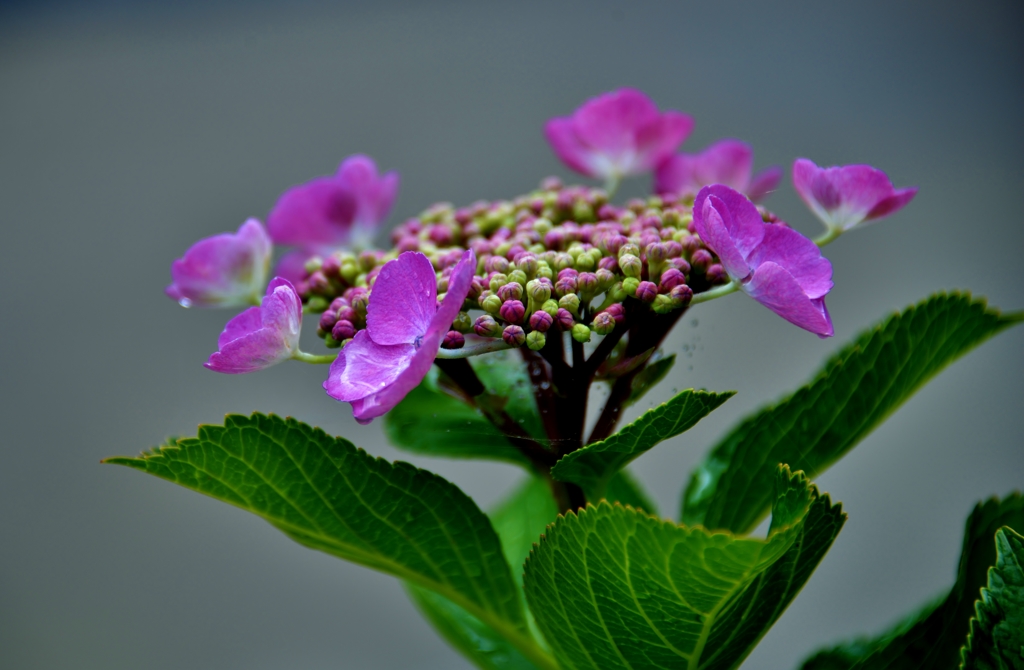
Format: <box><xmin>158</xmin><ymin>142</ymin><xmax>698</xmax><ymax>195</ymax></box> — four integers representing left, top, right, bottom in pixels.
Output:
<box><xmin>107</xmin><ymin>89</ymin><xmax>1023</xmax><ymax>669</ymax></box>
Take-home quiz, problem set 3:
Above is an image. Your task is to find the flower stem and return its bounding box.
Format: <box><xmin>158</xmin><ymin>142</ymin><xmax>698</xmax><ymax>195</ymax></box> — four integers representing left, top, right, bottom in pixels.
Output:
<box><xmin>435</xmin><ymin>339</ymin><xmax>513</xmax><ymax>359</ymax></box>
<box><xmin>604</xmin><ymin>173</ymin><xmax>621</xmax><ymax>198</ymax></box>
<box><xmin>291</xmin><ymin>350</ymin><xmax>337</xmax><ymax>364</ymax></box>
<box><xmin>814</xmin><ymin>227</ymin><xmax>842</xmax><ymax>247</ymax></box>
<box><xmin>689</xmin><ymin>281</ymin><xmax>739</xmax><ymax>305</ymax></box>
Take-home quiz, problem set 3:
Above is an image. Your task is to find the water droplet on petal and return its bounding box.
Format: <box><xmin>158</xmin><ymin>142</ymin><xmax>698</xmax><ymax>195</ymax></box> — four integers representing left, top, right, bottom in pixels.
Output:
<box><xmin>178</xmin><ymin>298</ymin><xmax>193</xmax><ymax>308</ymax></box>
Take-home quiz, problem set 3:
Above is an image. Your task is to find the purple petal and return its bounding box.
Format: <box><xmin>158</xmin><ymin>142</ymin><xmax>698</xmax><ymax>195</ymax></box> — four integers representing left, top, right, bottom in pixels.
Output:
<box><xmin>865</xmin><ymin>186</ymin><xmax>918</xmax><ymax>221</ymax></box>
<box><xmin>349</xmin><ymin>334</ymin><xmax>438</xmax><ymax>424</ymax></box>
<box><xmin>266</xmin><ymin>175</ymin><xmax>357</xmax><ymax>247</ymax></box>
<box><xmin>743</xmin><ymin>261</ymin><xmax>834</xmax><ymax>338</ymax></box>
<box><xmin>425</xmin><ymin>249</ymin><xmax>476</xmax><ymax>341</ymax></box>
<box><xmin>747</xmin><ymin>165</ymin><xmax>783</xmax><ymax>203</ymax></box>
<box><xmin>793</xmin><ymin>158</ymin><xmax>915</xmax><ymax>231</ymax></box>
<box><xmin>746</xmin><ymin>224</ymin><xmax>833</xmax><ymax>299</ymax></box>
<box><xmin>572</xmin><ymin>89</ymin><xmax>660</xmax><ymax>159</ymax></box>
<box><xmin>365</xmin><ymin>252</ymin><xmax>438</xmax><ymax>346</ymax></box>
<box><xmin>323</xmin><ymin>331</ymin><xmax>413</xmax><ymax>401</ymax></box>
<box><xmin>544</xmin><ymin>117</ymin><xmax>600</xmax><ymax>178</ymax></box>
<box><xmin>166</xmin><ymin>219</ymin><xmax>271</xmax><ymax>308</ymax></box>
<box><xmin>204</xmin><ymin>277</ymin><xmax>302</xmax><ymax>373</ymax></box>
<box><xmin>631</xmin><ymin>111</ymin><xmax>694</xmax><ymax>172</ymax></box>
<box><xmin>336</xmin><ymin>155</ymin><xmax>400</xmax><ymax>231</ymax></box>
<box><xmin>692</xmin><ymin>185</ymin><xmax>765</xmax><ymax>281</ymax></box>
<box><xmin>655</xmin><ymin>140</ymin><xmax>757</xmax><ymax>197</ymax></box>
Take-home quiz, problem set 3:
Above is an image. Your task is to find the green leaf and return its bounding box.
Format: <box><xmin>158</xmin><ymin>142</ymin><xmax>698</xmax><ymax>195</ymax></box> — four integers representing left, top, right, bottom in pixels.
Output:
<box><xmin>801</xmin><ymin>494</ymin><xmax>1024</xmax><ymax>670</ymax></box>
<box><xmin>961</xmin><ymin>527</ymin><xmax>1024</xmax><ymax>670</ymax></box>
<box><xmin>684</xmin><ymin>293</ymin><xmax>1023</xmax><ymax>534</ymax></box>
<box><xmin>384</xmin><ymin>355</ymin><xmax>546</xmax><ymax>465</ymax></box>
<box><xmin>524</xmin><ymin>465</ymin><xmax>845</xmax><ymax>670</ymax></box>
<box><xmin>552</xmin><ymin>389</ymin><xmax>733</xmax><ymax>501</ymax></box>
<box><xmin>406</xmin><ymin>476</ymin><xmax>560</xmax><ymax>670</ymax></box>
<box><xmin>105</xmin><ymin>413</ymin><xmax>549</xmax><ymax>665</ymax></box>
<box><xmin>605</xmin><ymin>468</ymin><xmax>659</xmax><ymax>516</ymax></box>
<box><xmin>626</xmin><ymin>354</ymin><xmax>677</xmax><ymax>407</ymax></box>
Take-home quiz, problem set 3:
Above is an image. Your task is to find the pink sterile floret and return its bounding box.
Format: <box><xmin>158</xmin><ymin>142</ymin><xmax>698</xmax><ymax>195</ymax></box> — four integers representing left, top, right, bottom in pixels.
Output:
<box><xmin>792</xmin><ymin>158</ymin><xmax>917</xmax><ymax>232</ymax></box>
<box><xmin>166</xmin><ymin>218</ymin><xmax>271</xmax><ymax>308</ymax></box>
<box><xmin>544</xmin><ymin>88</ymin><xmax>694</xmax><ymax>182</ymax></box>
<box><xmin>204</xmin><ymin>277</ymin><xmax>303</xmax><ymax>373</ymax></box>
<box><xmin>267</xmin><ymin>154</ymin><xmax>399</xmax><ymax>282</ymax></box>
<box><xmin>323</xmin><ymin>249</ymin><xmax>475</xmax><ymax>424</ymax></box>
<box><xmin>655</xmin><ymin>139</ymin><xmax>781</xmax><ymax>203</ymax></box>
<box><xmin>693</xmin><ymin>184</ymin><xmax>834</xmax><ymax>338</ymax></box>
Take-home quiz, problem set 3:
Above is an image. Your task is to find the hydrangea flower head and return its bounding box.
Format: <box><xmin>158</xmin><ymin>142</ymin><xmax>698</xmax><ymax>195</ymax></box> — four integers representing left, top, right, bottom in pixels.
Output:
<box><xmin>324</xmin><ymin>249</ymin><xmax>476</xmax><ymax>424</ymax></box>
<box><xmin>655</xmin><ymin>139</ymin><xmax>781</xmax><ymax>203</ymax></box>
<box><xmin>792</xmin><ymin>158</ymin><xmax>918</xmax><ymax>232</ymax></box>
<box><xmin>545</xmin><ymin>88</ymin><xmax>693</xmax><ymax>182</ymax></box>
<box><xmin>204</xmin><ymin>277</ymin><xmax>303</xmax><ymax>373</ymax></box>
<box><xmin>694</xmin><ymin>184</ymin><xmax>834</xmax><ymax>337</ymax></box>
<box><xmin>165</xmin><ymin>219</ymin><xmax>271</xmax><ymax>308</ymax></box>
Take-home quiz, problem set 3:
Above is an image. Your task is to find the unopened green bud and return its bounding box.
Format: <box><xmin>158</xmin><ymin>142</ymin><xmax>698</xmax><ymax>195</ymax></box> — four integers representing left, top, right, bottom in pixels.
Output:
<box><xmin>305</xmin><ymin>296</ymin><xmax>329</xmax><ymax>313</ymax></box>
<box><xmin>553</xmin><ymin>253</ymin><xmax>574</xmax><ymax>271</ymax></box>
<box><xmin>618</xmin><ymin>243</ymin><xmax>640</xmax><ymax>259</ymax></box>
<box><xmin>453</xmin><ymin>311</ymin><xmax>472</xmax><ymax>333</ymax></box>
<box><xmin>358</xmin><ymin>251</ymin><xmax>377</xmax><ymax>272</ymax></box>
<box><xmin>515</xmin><ymin>256</ymin><xmax>538</xmax><ymax>278</ymax></box>
<box><xmin>574</xmin><ymin>253</ymin><xmax>596</xmax><ymax>272</ymax></box>
<box><xmin>572</xmin><ymin>200</ymin><xmax>594</xmax><ymax>222</ymax></box>
<box><xmin>559</xmin><ymin>293</ymin><xmax>580</xmax><ymax>316</ymax></box>
<box><xmin>527</xmin><ymin>279</ymin><xmax>551</xmax><ymax>303</ymax></box>
<box><xmin>566</xmin><ymin>243</ymin><xmax>585</xmax><ymax>260</ymax></box>
<box><xmin>533</xmin><ymin>217</ymin><xmax>553</xmax><ymax>234</ymax></box>
<box><xmin>619</xmin><ymin>254</ymin><xmax>642</xmax><ymax>278</ymax></box>
<box><xmin>608</xmin><ymin>281</ymin><xmax>628</xmax><ymax>303</ymax></box>
<box><xmin>652</xmin><ymin>294</ymin><xmax>676</xmax><ymax>314</ymax></box>
<box><xmin>595</xmin><ymin>268</ymin><xmax>616</xmax><ymax>290</ymax></box>
<box><xmin>526</xmin><ymin>330</ymin><xmax>547</xmax><ymax>351</ymax></box>
<box><xmin>340</xmin><ymin>261</ymin><xmax>360</xmax><ymax>284</ymax></box>
<box><xmin>489</xmin><ymin>273</ymin><xmax>508</xmax><ymax>293</ymax></box>
<box><xmin>662</xmin><ymin>209</ymin><xmax>683</xmax><ymax>228</ymax></box>
<box><xmin>494</xmin><ymin>242</ymin><xmax>513</xmax><ymax>257</ymax></box>
<box><xmin>508</xmin><ymin>269</ymin><xmax>528</xmax><ymax>287</ymax></box>
<box><xmin>323</xmin><ymin>333</ymin><xmax>342</xmax><ymax>348</ymax></box>
<box><xmin>482</xmin><ymin>294</ymin><xmax>503</xmax><ymax>314</ymax></box>
<box><xmin>535</xmin><ymin>262</ymin><xmax>554</xmax><ymax>280</ymax></box>
<box><xmin>591</xmin><ymin>311</ymin><xmax>616</xmax><ymax>336</ymax></box>
<box><xmin>436</xmin><ymin>275</ymin><xmax>449</xmax><ymax>294</ymax></box>
<box><xmin>622</xmin><ymin>277</ymin><xmax>641</xmax><ymax>295</ymax></box>
<box><xmin>571</xmin><ymin>324</ymin><xmax>592</xmax><ymax>343</ymax></box>
<box><xmin>304</xmin><ymin>256</ymin><xmax>324</xmax><ymax>274</ymax></box>
<box><xmin>542</xmin><ymin>299</ymin><xmax>560</xmax><ymax>317</ymax></box>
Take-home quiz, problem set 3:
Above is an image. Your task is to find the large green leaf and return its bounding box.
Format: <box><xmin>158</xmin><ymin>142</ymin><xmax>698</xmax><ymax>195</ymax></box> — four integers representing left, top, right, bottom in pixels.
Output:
<box><xmin>961</xmin><ymin>527</ymin><xmax>1024</xmax><ymax>670</ymax></box>
<box><xmin>684</xmin><ymin>293</ymin><xmax>1023</xmax><ymax>534</ymax></box>
<box><xmin>406</xmin><ymin>476</ymin><xmax>560</xmax><ymax>670</ymax></box>
<box><xmin>801</xmin><ymin>494</ymin><xmax>1024</xmax><ymax>670</ymax></box>
<box><xmin>524</xmin><ymin>465</ymin><xmax>845</xmax><ymax>670</ymax></box>
<box><xmin>384</xmin><ymin>355</ymin><xmax>547</xmax><ymax>465</ymax></box>
<box><xmin>104</xmin><ymin>414</ymin><xmax>550</xmax><ymax>665</ymax></box>
<box><xmin>552</xmin><ymin>389</ymin><xmax>732</xmax><ymax>501</ymax></box>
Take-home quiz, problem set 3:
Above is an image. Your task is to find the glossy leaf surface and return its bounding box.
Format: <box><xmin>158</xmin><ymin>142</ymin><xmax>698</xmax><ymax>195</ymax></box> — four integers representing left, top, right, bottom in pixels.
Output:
<box><xmin>525</xmin><ymin>466</ymin><xmax>845</xmax><ymax>670</ymax></box>
<box><xmin>684</xmin><ymin>293</ymin><xmax>1023</xmax><ymax>533</ymax></box>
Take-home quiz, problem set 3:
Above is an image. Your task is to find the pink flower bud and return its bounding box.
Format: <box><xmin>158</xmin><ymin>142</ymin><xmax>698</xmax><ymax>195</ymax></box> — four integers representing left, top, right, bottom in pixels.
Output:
<box><xmin>529</xmin><ymin>310</ymin><xmax>554</xmax><ymax>332</ymax></box>
<box><xmin>498</xmin><ymin>282</ymin><xmax>524</xmax><ymax>302</ymax></box>
<box><xmin>441</xmin><ymin>330</ymin><xmax>465</xmax><ymax>349</ymax></box>
<box><xmin>636</xmin><ymin>281</ymin><xmax>658</xmax><ymax>303</ymax></box>
<box><xmin>473</xmin><ymin>315</ymin><xmax>503</xmax><ymax>338</ymax></box>
<box><xmin>670</xmin><ymin>284</ymin><xmax>693</xmax><ymax>307</ymax></box>
<box><xmin>555</xmin><ymin>276</ymin><xmax>578</xmax><ymax>297</ymax></box>
<box><xmin>659</xmin><ymin>268</ymin><xmax>686</xmax><ymax>292</ymax></box>
<box><xmin>319</xmin><ymin>310</ymin><xmax>339</xmax><ymax>332</ymax></box>
<box><xmin>603</xmin><ymin>303</ymin><xmax>626</xmax><ymax>324</ymax></box>
<box><xmin>332</xmin><ymin>319</ymin><xmax>356</xmax><ymax>341</ymax></box>
<box><xmin>690</xmin><ymin>249</ymin><xmax>713</xmax><ymax>273</ymax></box>
<box><xmin>486</xmin><ymin>255</ymin><xmax>510</xmax><ymax>273</ymax></box>
<box><xmin>499</xmin><ymin>299</ymin><xmax>526</xmax><ymax>324</ymax></box>
<box><xmin>668</xmin><ymin>257</ymin><xmax>691</xmax><ymax>275</ymax></box>
<box><xmin>591</xmin><ymin>311</ymin><xmax>616</xmax><ymax>335</ymax></box>
<box><xmin>502</xmin><ymin>325</ymin><xmax>526</xmax><ymax>347</ymax></box>
<box><xmin>706</xmin><ymin>264</ymin><xmax>728</xmax><ymax>284</ymax></box>
<box><xmin>556</xmin><ymin>308</ymin><xmax>575</xmax><ymax>330</ymax></box>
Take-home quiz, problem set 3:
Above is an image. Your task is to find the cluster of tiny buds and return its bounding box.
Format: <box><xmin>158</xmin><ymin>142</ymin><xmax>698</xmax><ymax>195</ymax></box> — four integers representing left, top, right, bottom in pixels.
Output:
<box><xmin>300</xmin><ymin>177</ymin><xmax>789</xmax><ymax>351</ymax></box>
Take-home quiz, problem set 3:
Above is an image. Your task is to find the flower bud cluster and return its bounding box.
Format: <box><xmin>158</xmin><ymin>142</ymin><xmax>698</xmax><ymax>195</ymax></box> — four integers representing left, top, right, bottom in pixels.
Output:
<box><xmin>294</xmin><ymin>178</ymin><xmax>749</xmax><ymax>350</ymax></box>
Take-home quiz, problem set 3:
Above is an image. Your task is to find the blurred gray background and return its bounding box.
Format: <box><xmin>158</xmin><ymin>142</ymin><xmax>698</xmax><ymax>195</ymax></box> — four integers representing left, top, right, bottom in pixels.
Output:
<box><xmin>2</xmin><ymin>1</ymin><xmax>1022</xmax><ymax>668</ymax></box>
